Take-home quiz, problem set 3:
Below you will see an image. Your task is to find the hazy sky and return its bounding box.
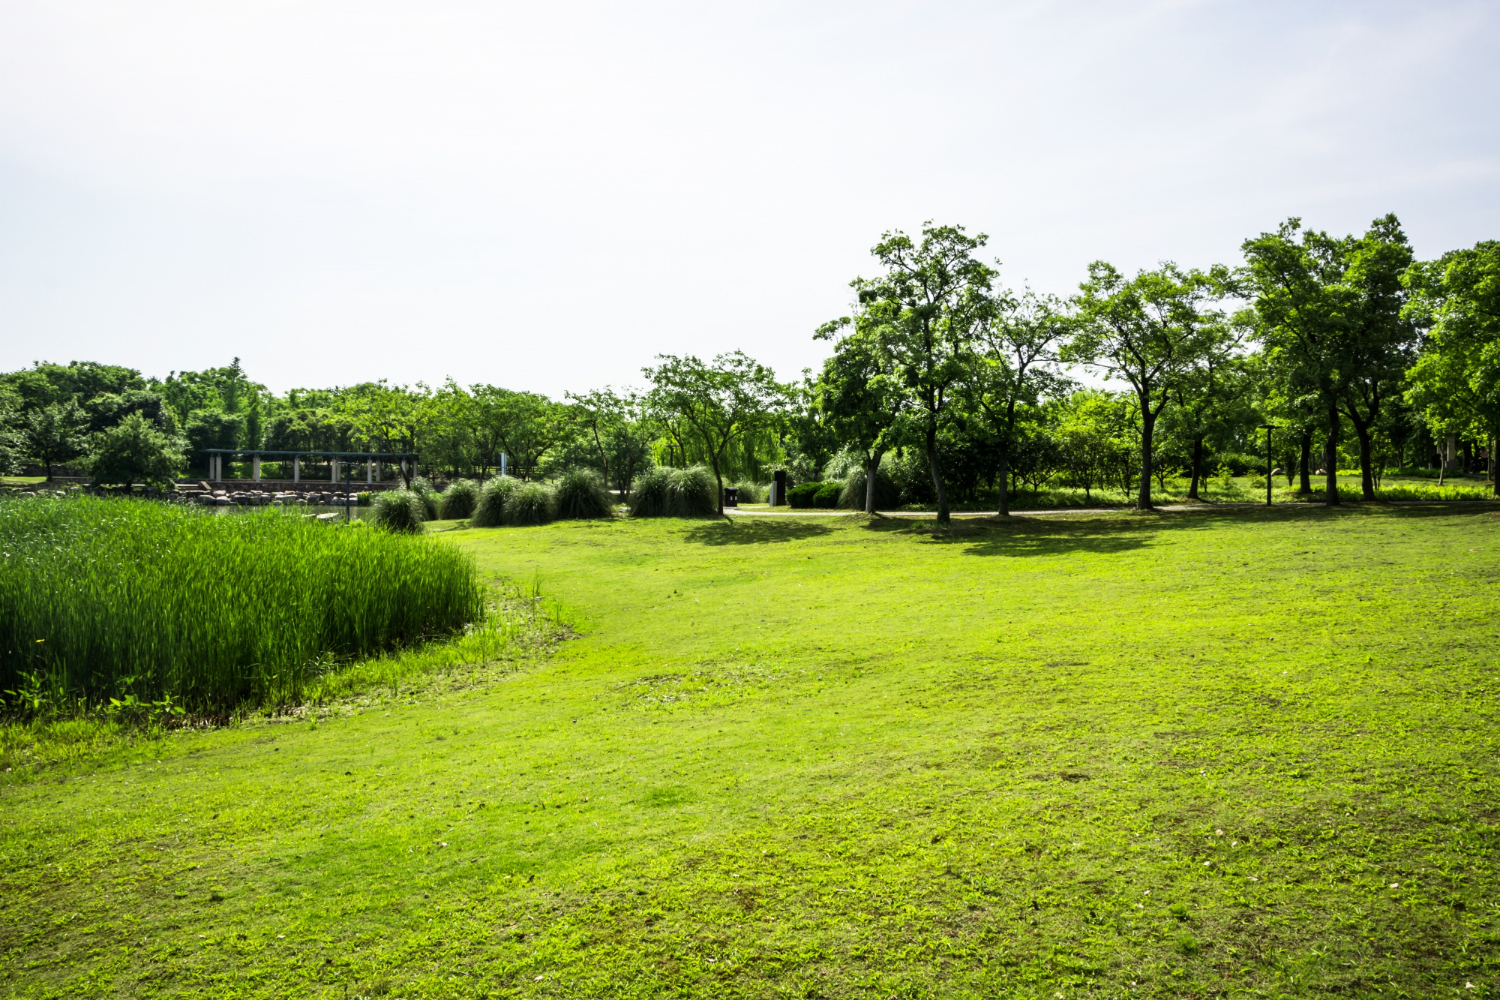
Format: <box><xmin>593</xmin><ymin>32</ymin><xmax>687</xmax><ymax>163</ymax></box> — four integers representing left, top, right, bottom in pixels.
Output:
<box><xmin>1</xmin><ymin>1</ymin><xmax>1497</xmax><ymax>396</ymax></box>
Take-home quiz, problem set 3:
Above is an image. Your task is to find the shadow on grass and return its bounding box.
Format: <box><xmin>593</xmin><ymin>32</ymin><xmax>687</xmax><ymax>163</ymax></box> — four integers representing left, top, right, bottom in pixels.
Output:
<box><xmin>681</xmin><ymin>518</ymin><xmax>836</xmax><ymax>545</ymax></box>
<box><xmin>857</xmin><ymin>502</ymin><xmax>1470</xmax><ymax>557</ymax></box>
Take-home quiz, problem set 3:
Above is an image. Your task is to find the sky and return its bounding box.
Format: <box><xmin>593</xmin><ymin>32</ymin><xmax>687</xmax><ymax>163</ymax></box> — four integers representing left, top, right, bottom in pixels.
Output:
<box><xmin>1</xmin><ymin>0</ymin><xmax>1497</xmax><ymax>397</ymax></box>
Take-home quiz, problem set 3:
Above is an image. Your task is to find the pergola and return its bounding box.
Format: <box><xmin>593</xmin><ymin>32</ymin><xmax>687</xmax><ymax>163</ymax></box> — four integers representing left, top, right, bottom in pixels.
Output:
<box><xmin>201</xmin><ymin>449</ymin><xmax>419</xmax><ymax>484</ymax></box>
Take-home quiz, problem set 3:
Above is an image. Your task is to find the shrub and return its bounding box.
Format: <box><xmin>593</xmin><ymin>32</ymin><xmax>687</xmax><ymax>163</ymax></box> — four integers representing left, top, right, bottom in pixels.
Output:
<box><xmin>0</xmin><ymin>494</ymin><xmax>483</xmax><ymax>712</ymax></box>
<box><xmin>787</xmin><ymin>481</ymin><xmax>833</xmax><ymax>508</ymax></box>
<box><xmin>838</xmin><ymin>467</ymin><xmax>900</xmax><ymax>510</ymax></box>
<box><xmin>372</xmin><ymin>488</ymin><xmax>427</xmax><ymax>533</ymax></box>
<box><xmin>813</xmin><ymin>483</ymin><xmax>841</xmax><ymax>508</ymax></box>
<box><xmin>554</xmin><ymin>470</ymin><xmax>613</xmax><ymax>520</ymax></box>
<box><xmin>502</xmin><ymin>482</ymin><xmax>556</xmax><ymax>526</ymax></box>
<box><xmin>471</xmin><ymin>476</ymin><xmax>522</xmax><ymax>527</ymax></box>
<box><xmin>630</xmin><ymin>466</ymin><xmax>719</xmax><ymax>517</ymax></box>
<box><xmin>438</xmin><ymin>479</ymin><xmax>479</xmax><ymax>519</ymax></box>
<box><xmin>409</xmin><ymin>477</ymin><xmax>441</xmax><ymax>519</ymax></box>
<box><xmin>732</xmin><ymin>480</ymin><xmax>765</xmax><ymax>504</ymax></box>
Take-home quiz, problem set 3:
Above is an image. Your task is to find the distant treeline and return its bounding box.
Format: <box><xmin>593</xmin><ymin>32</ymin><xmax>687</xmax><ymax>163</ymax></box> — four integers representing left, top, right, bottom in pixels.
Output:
<box><xmin>1</xmin><ymin>214</ymin><xmax>1495</xmax><ymax>518</ymax></box>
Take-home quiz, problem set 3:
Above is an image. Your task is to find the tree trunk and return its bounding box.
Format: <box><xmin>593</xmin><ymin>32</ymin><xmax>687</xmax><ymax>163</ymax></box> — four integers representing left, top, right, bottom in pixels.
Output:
<box><xmin>1299</xmin><ymin>429</ymin><xmax>1312</xmax><ymax>494</ymax></box>
<box><xmin>1187</xmin><ymin>436</ymin><xmax>1204</xmax><ymax>500</ymax></box>
<box><xmin>996</xmin><ymin>444</ymin><xmax>1010</xmax><ymax>517</ymax></box>
<box><xmin>1350</xmin><ymin>417</ymin><xmax>1376</xmax><ymax>501</ymax></box>
<box><xmin>712</xmin><ymin>461</ymin><xmax>725</xmax><ymax>517</ymax></box>
<box><xmin>926</xmin><ymin>418</ymin><xmax>949</xmax><ymax>525</ymax></box>
<box><xmin>1324</xmin><ymin>406</ymin><xmax>1341</xmax><ymax>506</ymax></box>
<box><xmin>1137</xmin><ymin>407</ymin><xmax>1155</xmax><ymax>510</ymax></box>
<box><xmin>864</xmin><ymin>454</ymin><xmax>880</xmax><ymax>515</ymax></box>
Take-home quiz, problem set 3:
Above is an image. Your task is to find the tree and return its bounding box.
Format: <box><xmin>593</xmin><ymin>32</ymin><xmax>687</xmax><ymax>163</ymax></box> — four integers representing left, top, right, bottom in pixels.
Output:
<box><xmin>1163</xmin><ymin>314</ymin><xmax>1253</xmax><ymax>500</ymax></box>
<box><xmin>810</xmin><ymin>328</ymin><xmax>904</xmax><ymax>514</ymax></box>
<box><xmin>1404</xmin><ymin>240</ymin><xmax>1500</xmax><ymax>496</ymax></box>
<box><xmin>1243</xmin><ymin>215</ymin><xmax>1415</xmax><ymax>504</ymax></box>
<box><xmin>566</xmin><ymin>387</ymin><xmax>630</xmax><ymax>493</ymax></box>
<box><xmin>495</xmin><ymin>392</ymin><xmax>569</xmax><ymax>480</ymax></box>
<box><xmin>1064</xmin><ymin>262</ymin><xmax>1231</xmax><ymax>509</ymax></box>
<box><xmin>1334</xmin><ymin>216</ymin><xmax>1417</xmax><ymax>500</ymax></box>
<box><xmin>966</xmin><ymin>290</ymin><xmax>1072</xmax><ymax>515</ymax></box>
<box><xmin>339</xmin><ymin>382</ymin><xmax>435</xmax><ymax>484</ymax></box>
<box><xmin>846</xmin><ymin>223</ymin><xmax>995</xmax><ymax>524</ymax></box>
<box><xmin>88</xmin><ymin>411</ymin><xmax>186</xmax><ymax>490</ymax></box>
<box><xmin>22</xmin><ymin>399</ymin><xmax>89</xmax><ymax>480</ymax></box>
<box><xmin>643</xmin><ymin>351</ymin><xmax>787</xmax><ymax>516</ymax></box>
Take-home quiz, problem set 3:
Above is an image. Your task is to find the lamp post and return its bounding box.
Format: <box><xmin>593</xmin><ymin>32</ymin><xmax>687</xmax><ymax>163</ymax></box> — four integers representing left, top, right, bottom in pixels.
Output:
<box><xmin>1258</xmin><ymin>423</ymin><xmax>1278</xmax><ymax>506</ymax></box>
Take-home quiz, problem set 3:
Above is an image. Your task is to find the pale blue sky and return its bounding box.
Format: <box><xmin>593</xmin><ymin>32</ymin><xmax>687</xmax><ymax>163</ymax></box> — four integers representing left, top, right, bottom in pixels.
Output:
<box><xmin>1</xmin><ymin>1</ymin><xmax>1497</xmax><ymax>396</ymax></box>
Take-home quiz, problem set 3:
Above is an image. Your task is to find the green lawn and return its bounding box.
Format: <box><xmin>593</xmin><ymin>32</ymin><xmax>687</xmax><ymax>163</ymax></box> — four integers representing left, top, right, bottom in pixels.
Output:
<box><xmin>4</xmin><ymin>506</ymin><xmax>1500</xmax><ymax>998</ymax></box>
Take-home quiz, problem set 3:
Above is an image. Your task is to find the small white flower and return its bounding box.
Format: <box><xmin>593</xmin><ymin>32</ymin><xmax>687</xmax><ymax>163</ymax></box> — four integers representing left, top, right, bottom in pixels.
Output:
<box><xmin>1390</xmin><ymin>882</ymin><xmax>1399</xmax><ymax>889</ymax></box>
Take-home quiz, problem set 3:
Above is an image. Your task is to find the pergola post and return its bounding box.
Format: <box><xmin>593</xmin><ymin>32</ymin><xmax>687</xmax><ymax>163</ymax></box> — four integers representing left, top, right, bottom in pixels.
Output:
<box><xmin>293</xmin><ymin>456</ymin><xmax>300</xmax><ymax>483</ymax></box>
<box><xmin>331</xmin><ymin>458</ymin><xmax>340</xmax><ymax>483</ymax></box>
<box><xmin>212</xmin><ymin>455</ymin><xmax>221</xmax><ymax>482</ymax></box>
<box><xmin>252</xmin><ymin>455</ymin><xmax>261</xmax><ymax>482</ymax></box>
<box><xmin>366</xmin><ymin>458</ymin><xmax>373</xmax><ymax>484</ymax></box>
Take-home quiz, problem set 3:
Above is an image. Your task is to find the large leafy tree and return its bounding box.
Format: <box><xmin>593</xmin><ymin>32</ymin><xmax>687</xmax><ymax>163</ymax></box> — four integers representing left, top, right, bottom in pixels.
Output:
<box><xmin>643</xmin><ymin>351</ymin><xmax>786</xmax><ymax>516</ymax></box>
<box><xmin>494</xmin><ymin>392</ymin><xmax>569</xmax><ymax>481</ymax></box>
<box><xmin>966</xmin><ymin>289</ymin><xmax>1073</xmax><ymax>515</ymax></box>
<box><xmin>846</xmin><ymin>223</ymin><xmax>995</xmax><ymax>524</ymax></box>
<box><xmin>1163</xmin><ymin>314</ymin><xmax>1253</xmax><ymax>500</ymax></box>
<box><xmin>1404</xmin><ymin>240</ymin><xmax>1500</xmax><ymax>495</ymax></box>
<box><xmin>1064</xmin><ymin>262</ymin><xmax>1231</xmax><ymax>509</ymax></box>
<box><xmin>810</xmin><ymin>327</ymin><xmax>904</xmax><ymax>514</ymax></box>
<box><xmin>21</xmin><ymin>399</ymin><xmax>90</xmax><ymax>480</ymax></box>
<box><xmin>1243</xmin><ymin>215</ymin><xmax>1415</xmax><ymax>504</ymax></box>
<box><xmin>88</xmin><ymin>411</ymin><xmax>186</xmax><ymax>490</ymax></box>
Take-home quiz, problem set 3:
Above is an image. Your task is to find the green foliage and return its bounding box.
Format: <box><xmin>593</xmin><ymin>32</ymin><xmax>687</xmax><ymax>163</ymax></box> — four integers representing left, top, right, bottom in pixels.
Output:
<box><xmin>371</xmin><ymin>488</ymin><xmax>428</xmax><ymax>533</ymax></box>
<box><xmin>501</xmin><ymin>482</ymin><xmax>556</xmax><ymax>526</ymax></box>
<box><xmin>0</xmin><ymin>495</ymin><xmax>482</xmax><ymax>711</ymax></box>
<box><xmin>409</xmin><ymin>476</ymin><xmax>441</xmax><ymax>519</ymax></box>
<box><xmin>437</xmin><ymin>479</ymin><xmax>479</xmax><ymax>519</ymax></box>
<box><xmin>786</xmin><ymin>481</ymin><xmax>841</xmax><ymax>508</ymax></box>
<box><xmin>838</xmin><ymin>466</ymin><xmax>900</xmax><ymax>510</ymax></box>
<box><xmin>471</xmin><ymin>476</ymin><xmax>522</xmax><ymax>528</ymax></box>
<box><xmin>629</xmin><ymin>466</ymin><xmax>718</xmax><ymax>518</ymax></box>
<box><xmin>731</xmin><ymin>479</ymin><xmax>764</xmax><ymax>504</ymax></box>
<box><xmin>553</xmin><ymin>469</ymin><xmax>613</xmax><ymax>520</ymax></box>
<box><xmin>87</xmin><ymin>411</ymin><xmax>186</xmax><ymax>489</ymax></box>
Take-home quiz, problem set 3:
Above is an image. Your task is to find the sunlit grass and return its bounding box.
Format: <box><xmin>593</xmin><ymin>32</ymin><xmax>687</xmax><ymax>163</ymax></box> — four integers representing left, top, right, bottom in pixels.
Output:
<box><xmin>0</xmin><ymin>495</ymin><xmax>484</xmax><ymax>713</ymax></box>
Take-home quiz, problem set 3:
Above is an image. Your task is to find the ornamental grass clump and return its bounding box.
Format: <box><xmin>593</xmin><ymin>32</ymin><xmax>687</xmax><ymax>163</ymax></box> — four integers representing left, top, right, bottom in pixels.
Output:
<box><xmin>502</xmin><ymin>482</ymin><xmax>557</xmax><ymax>526</ymax></box>
<box><xmin>629</xmin><ymin>466</ymin><xmax>718</xmax><ymax>517</ymax></box>
<box><xmin>410</xmin><ymin>477</ymin><xmax>441</xmax><ymax>520</ymax></box>
<box><xmin>554</xmin><ymin>470</ymin><xmax>613</xmax><ymax>520</ymax></box>
<box><xmin>438</xmin><ymin>479</ymin><xmax>479</xmax><ymax>519</ymax></box>
<box><xmin>471</xmin><ymin>476</ymin><xmax>522</xmax><ymax>527</ymax></box>
<box><xmin>372</xmin><ymin>488</ymin><xmax>428</xmax><ymax>533</ymax></box>
<box><xmin>0</xmin><ymin>494</ymin><xmax>483</xmax><ymax>713</ymax></box>
<box><xmin>839</xmin><ymin>467</ymin><xmax>900</xmax><ymax>510</ymax></box>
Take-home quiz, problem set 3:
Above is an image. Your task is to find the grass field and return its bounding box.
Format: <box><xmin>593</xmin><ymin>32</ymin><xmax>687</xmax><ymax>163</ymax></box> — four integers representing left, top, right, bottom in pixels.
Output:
<box><xmin>3</xmin><ymin>505</ymin><xmax>1500</xmax><ymax>998</ymax></box>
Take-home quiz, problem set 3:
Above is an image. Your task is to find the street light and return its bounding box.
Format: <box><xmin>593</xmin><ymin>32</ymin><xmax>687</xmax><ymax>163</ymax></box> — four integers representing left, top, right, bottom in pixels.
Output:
<box><xmin>1257</xmin><ymin>423</ymin><xmax>1279</xmax><ymax>507</ymax></box>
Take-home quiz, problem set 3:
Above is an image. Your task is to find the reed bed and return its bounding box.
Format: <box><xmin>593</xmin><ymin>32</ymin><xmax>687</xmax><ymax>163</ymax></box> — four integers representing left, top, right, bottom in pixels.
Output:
<box><xmin>0</xmin><ymin>495</ymin><xmax>484</xmax><ymax>713</ymax></box>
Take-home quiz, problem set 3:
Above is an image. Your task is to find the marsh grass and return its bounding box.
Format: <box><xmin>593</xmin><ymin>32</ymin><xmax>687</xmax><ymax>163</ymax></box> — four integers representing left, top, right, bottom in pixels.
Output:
<box><xmin>0</xmin><ymin>495</ymin><xmax>483</xmax><ymax>712</ymax></box>
<box><xmin>371</xmin><ymin>488</ymin><xmax>427</xmax><ymax>531</ymax></box>
<box><xmin>630</xmin><ymin>465</ymin><xmax>718</xmax><ymax>517</ymax></box>
<box><xmin>437</xmin><ymin>478</ymin><xmax>479</xmax><ymax>519</ymax></box>
<box><xmin>471</xmin><ymin>475</ymin><xmax>521</xmax><ymax>527</ymax></box>
<box><xmin>554</xmin><ymin>469</ymin><xmax>613</xmax><ymax>519</ymax></box>
<box><xmin>501</xmin><ymin>482</ymin><xmax>556</xmax><ymax>526</ymax></box>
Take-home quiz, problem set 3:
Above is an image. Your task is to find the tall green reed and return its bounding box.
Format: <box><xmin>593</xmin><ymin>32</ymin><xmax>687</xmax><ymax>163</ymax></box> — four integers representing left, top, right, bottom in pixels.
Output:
<box><xmin>0</xmin><ymin>495</ymin><xmax>484</xmax><ymax>713</ymax></box>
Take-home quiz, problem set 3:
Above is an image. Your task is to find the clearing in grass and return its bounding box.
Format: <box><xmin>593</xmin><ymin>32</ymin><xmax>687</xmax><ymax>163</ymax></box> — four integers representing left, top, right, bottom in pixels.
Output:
<box><xmin>1</xmin><ymin>506</ymin><xmax>1498</xmax><ymax>998</ymax></box>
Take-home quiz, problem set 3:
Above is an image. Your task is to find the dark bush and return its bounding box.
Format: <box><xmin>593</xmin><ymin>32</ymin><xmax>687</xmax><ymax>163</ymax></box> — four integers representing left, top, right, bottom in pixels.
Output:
<box><xmin>813</xmin><ymin>483</ymin><xmax>841</xmax><ymax>508</ymax></box>
<box><xmin>787</xmin><ymin>481</ymin><xmax>833</xmax><ymax>508</ymax></box>
<box><xmin>372</xmin><ymin>488</ymin><xmax>427</xmax><ymax>533</ymax></box>
<box><xmin>501</xmin><ymin>482</ymin><xmax>556</xmax><ymax>526</ymax></box>
<box><xmin>438</xmin><ymin>479</ymin><xmax>479</xmax><ymax>519</ymax></box>
<box><xmin>471</xmin><ymin>476</ymin><xmax>522</xmax><ymax>527</ymax></box>
<box><xmin>555</xmin><ymin>469</ymin><xmax>613</xmax><ymax>519</ymax></box>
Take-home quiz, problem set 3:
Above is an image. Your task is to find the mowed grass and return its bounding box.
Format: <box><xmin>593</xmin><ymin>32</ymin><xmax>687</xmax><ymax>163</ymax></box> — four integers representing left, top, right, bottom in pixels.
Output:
<box><xmin>3</xmin><ymin>506</ymin><xmax>1500</xmax><ymax>998</ymax></box>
